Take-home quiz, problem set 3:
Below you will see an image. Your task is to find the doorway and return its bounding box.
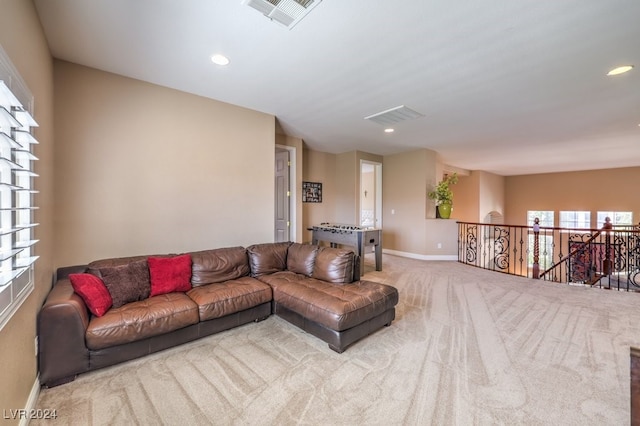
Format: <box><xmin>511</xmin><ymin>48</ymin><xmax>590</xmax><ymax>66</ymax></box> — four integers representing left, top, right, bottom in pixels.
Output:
<box><xmin>275</xmin><ymin>149</ymin><xmax>289</xmax><ymax>242</ymax></box>
<box><xmin>360</xmin><ymin>160</ymin><xmax>382</xmax><ymax>229</ymax></box>
<box><xmin>275</xmin><ymin>145</ymin><xmax>297</xmax><ymax>242</ymax></box>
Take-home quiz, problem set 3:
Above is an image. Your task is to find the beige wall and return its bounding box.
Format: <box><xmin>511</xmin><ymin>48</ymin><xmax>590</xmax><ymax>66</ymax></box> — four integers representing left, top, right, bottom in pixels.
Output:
<box><xmin>302</xmin><ymin>148</ymin><xmax>336</xmax><ymax>242</ymax></box>
<box><xmin>505</xmin><ymin>167</ymin><xmax>640</xmax><ymax>227</ymax></box>
<box><xmin>335</xmin><ymin>151</ymin><xmax>357</xmax><ymax>223</ymax></box>
<box><xmin>478</xmin><ymin>171</ymin><xmax>505</xmax><ymax>222</ymax></box>
<box><xmin>0</xmin><ymin>0</ymin><xmax>55</xmax><ymax>418</ymax></box>
<box><xmin>477</xmin><ymin>171</ymin><xmax>505</xmax><ymax>222</ymax></box>
<box><xmin>302</xmin><ymin>149</ymin><xmax>383</xmax><ymax>241</ymax></box>
<box><xmin>383</xmin><ymin>149</ymin><xmax>437</xmax><ymax>254</ymax></box>
<box><xmin>53</xmin><ymin>61</ymin><xmax>275</xmax><ymax>266</ymax></box>
<box><xmin>449</xmin><ymin>172</ymin><xmax>478</xmax><ymax>222</ymax></box>
<box><xmin>445</xmin><ymin>170</ymin><xmax>505</xmax><ymax>224</ymax></box>
<box><xmin>425</xmin><ymin>219</ymin><xmax>459</xmax><ymax>256</ymax></box>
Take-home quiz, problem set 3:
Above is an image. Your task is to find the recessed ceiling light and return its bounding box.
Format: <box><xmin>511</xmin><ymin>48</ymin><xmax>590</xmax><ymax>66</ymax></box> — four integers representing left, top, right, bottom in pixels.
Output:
<box><xmin>211</xmin><ymin>54</ymin><xmax>230</xmax><ymax>66</ymax></box>
<box><xmin>607</xmin><ymin>65</ymin><xmax>633</xmax><ymax>76</ymax></box>
<box><xmin>384</xmin><ymin>128</ymin><xmax>394</xmax><ymax>133</ymax></box>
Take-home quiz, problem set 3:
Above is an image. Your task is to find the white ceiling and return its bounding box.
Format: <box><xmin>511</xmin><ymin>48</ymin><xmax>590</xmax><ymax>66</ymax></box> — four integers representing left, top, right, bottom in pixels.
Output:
<box><xmin>33</xmin><ymin>0</ymin><xmax>640</xmax><ymax>176</ymax></box>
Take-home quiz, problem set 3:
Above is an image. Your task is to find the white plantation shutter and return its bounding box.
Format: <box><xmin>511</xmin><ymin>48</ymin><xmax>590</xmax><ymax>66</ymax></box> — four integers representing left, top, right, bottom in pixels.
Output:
<box><xmin>0</xmin><ymin>45</ymin><xmax>39</xmax><ymax>331</ymax></box>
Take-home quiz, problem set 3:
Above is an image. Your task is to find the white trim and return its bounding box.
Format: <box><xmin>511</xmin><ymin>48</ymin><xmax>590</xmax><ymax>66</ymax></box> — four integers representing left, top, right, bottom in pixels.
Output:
<box><xmin>0</xmin><ymin>279</ymin><xmax>34</xmax><ymax>332</ymax></box>
<box><xmin>0</xmin><ymin>46</ymin><xmax>39</xmax><ymax>332</ymax></box>
<box><xmin>0</xmin><ymin>44</ymin><xmax>34</xmax><ymax>112</ymax></box>
<box><xmin>383</xmin><ymin>248</ymin><xmax>458</xmax><ymax>261</ymax></box>
<box><xmin>359</xmin><ymin>159</ymin><xmax>382</xmax><ymax>229</ymax></box>
<box><xmin>19</xmin><ymin>376</ymin><xmax>40</xmax><ymax>426</ymax></box>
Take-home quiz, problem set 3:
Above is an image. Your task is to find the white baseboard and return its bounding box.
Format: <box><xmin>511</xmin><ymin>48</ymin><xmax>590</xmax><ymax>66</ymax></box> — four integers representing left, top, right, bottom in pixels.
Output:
<box><xmin>19</xmin><ymin>376</ymin><xmax>40</xmax><ymax>426</ymax></box>
<box><xmin>382</xmin><ymin>248</ymin><xmax>458</xmax><ymax>261</ymax></box>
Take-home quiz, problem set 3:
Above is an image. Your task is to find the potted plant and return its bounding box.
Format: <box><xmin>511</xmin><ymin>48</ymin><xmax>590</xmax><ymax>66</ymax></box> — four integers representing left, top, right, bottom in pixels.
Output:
<box><xmin>428</xmin><ymin>173</ymin><xmax>458</xmax><ymax>219</ymax></box>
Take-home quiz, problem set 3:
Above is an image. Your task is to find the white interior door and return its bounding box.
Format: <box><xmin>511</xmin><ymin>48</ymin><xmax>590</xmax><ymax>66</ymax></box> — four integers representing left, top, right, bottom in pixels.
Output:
<box><xmin>275</xmin><ymin>150</ymin><xmax>290</xmax><ymax>242</ymax></box>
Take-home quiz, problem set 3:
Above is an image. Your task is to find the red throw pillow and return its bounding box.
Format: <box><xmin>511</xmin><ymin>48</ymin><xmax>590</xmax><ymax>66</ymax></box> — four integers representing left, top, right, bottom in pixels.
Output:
<box><xmin>148</xmin><ymin>254</ymin><xmax>193</xmax><ymax>297</ymax></box>
<box><xmin>69</xmin><ymin>273</ymin><xmax>113</xmax><ymax>317</ymax></box>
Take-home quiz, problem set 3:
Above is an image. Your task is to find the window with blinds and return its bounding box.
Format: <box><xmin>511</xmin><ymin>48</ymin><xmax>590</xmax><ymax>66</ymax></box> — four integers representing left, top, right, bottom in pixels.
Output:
<box><xmin>0</xmin><ymin>78</ymin><xmax>38</xmax><ymax>330</ymax></box>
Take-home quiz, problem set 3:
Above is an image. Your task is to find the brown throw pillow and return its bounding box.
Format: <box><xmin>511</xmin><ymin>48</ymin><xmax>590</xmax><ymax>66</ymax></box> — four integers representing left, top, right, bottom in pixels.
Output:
<box><xmin>99</xmin><ymin>259</ymin><xmax>151</xmax><ymax>308</ymax></box>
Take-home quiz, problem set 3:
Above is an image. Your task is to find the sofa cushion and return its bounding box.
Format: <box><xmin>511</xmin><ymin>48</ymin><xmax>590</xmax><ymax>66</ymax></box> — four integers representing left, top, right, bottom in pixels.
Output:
<box><xmin>190</xmin><ymin>246</ymin><xmax>250</xmax><ymax>286</ymax></box>
<box><xmin>286</xmin><ymin>243</ymin><xmax>319</xmax><ymax>276</ymax></box>
<box><xmin>148</xmin><ymin>254</ymin><xmax>192</xmax><ymax>297</ymax></box>
<box><xmin>256</xmin><ymin>270</ymin><xmax>307</xmax><ymax>289</ymax></box>
<box><xmin>186</xmin><ymin>276</ymin><xmax>272</xmax><ymax>321</ymax></box>
<box><xmin>97</xmin><ymin>259</ymin><xmax>151</xmax><ymax>308</ymax></box>
<box><xmin>312</xmin><ymin>247</ymin><xmax>356</xmax><ymax>284</ymax></box>
<box><xmin>85</xmin><ymin>292</ymin><xmax>199</xmax><ymax>350</ymax></box>
<box><xmin>246</xmin><ymin>242</ymin><xmax>291</xmax><ymax>277</ymax></box>
<box><xmin>272</xmin><ymin>278</ymin><xmax>399</xmax><ymax>331</ymax></box>
<box><xmin>69</xmin><ymin>273</ymin><xmax>113</xmax><ymax>317</ymax></box>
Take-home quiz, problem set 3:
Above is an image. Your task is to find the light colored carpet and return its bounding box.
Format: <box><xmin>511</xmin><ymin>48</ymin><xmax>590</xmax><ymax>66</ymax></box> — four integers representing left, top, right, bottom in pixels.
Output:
<box><xmin>34</xmin><ymin>255</ymin><xmax>640</xmax><ymax>425</ymax></box>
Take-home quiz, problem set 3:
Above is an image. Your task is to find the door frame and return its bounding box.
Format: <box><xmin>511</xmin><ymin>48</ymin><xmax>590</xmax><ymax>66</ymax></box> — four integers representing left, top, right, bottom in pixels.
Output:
<box><xmin>275</xmin><ymin>144</ymin><xmax>297</xmax><ymax>242</ymax></box>
<box><xmin>360</xmin><ymin>159</ymin><xmax>382</xmax><ymax>229</ymax></box>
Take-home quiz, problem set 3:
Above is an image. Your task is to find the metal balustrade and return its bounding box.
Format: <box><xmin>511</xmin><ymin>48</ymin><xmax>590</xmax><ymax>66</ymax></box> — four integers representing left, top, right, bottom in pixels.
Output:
<box><xmin>457</xmin><ymin>219</ymin><xmax>640</xmax><ymax>290</ymax></box>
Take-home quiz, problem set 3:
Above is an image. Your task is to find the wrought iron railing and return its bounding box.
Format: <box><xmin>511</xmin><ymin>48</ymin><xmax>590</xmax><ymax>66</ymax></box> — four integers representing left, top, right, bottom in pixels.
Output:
<box><xmin>457</xmin><ymin>220</ymin><xmax>640</xmax><ymax>290</ymax></box>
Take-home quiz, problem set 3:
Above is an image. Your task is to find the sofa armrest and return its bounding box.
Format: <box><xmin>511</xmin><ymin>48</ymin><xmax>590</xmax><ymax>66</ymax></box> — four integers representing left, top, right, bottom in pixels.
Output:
<box><xmin>38</xmin><ymin>277</ymin><xmax>91</xmax><ymax>386</ymax></box>
<box><xmin>55</xmin><ymin>264</ymin><xmax>89</xmax><ymax>281</ymax></box>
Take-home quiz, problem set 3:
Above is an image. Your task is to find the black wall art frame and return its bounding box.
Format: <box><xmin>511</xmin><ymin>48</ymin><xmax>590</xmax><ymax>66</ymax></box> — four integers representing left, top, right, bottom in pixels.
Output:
<box><xmin>302</xmin><ymin>181</ymin><xmax>322</xmax><ymax>203</ymax></box>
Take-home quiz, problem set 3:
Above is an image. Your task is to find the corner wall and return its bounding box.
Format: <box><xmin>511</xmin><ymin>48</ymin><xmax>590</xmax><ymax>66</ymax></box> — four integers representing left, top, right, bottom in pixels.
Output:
<box><xmin>478</xmin><ymin>171</ymin><xmax>505</xmax><ymax>222</ymax></box>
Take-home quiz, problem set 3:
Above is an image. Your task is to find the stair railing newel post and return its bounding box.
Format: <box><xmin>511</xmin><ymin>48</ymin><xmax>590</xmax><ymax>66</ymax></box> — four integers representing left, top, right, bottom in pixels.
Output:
<box><xmin>532</xmin><ymin>217</ymin><xmax>540</xmax><ymax>279</ymax></box>
<box><xmin>603</xmin><ymin>217</ymin><xmax>613</xmax><ymax>276</ymax></box>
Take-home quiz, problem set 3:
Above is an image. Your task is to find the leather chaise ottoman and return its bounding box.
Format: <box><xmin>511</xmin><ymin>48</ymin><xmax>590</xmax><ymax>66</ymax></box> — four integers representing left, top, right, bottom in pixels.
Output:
<box><xmin>271</xmin><ymin>278</ymin><xmax>398</xmax><ymax>353</ymax></box>
<box><xmin>250</xmin><ymin>242</ymin><xmax>399</xmax><ymax>353</ymax></box>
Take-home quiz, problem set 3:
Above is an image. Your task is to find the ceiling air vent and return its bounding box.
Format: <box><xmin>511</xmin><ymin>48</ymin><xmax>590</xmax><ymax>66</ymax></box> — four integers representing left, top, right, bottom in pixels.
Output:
<box><xmin>364</xmin><ymin>105</ymin><xmax>425</xmax><ymax>126</ymax></box>
<box><xmin>243</xmin><ymin>0</ymin><xmax>322</xmax><ymax>29</ymax></box>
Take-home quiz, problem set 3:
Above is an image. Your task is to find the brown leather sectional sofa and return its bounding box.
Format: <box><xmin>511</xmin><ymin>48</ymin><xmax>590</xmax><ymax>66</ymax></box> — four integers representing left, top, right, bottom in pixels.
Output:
<box><xmin>38</xmin><ymin>242</ymin><xmax>399</xmax><ymax>387</ymax></box>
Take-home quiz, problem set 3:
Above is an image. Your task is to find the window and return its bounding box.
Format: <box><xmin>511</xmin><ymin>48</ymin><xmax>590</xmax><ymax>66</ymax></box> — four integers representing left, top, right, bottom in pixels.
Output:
<box><xmin>597</xmin><ymin>211</ymin><xmax>633</xmax><ymax>227</ymax></box>
<box><xmin>0</xmin><ymin>46</ymin><xmax>39</xmax><ymax>331</ymax></box>
<box><xmin>527</xmin><ymin>210</ymin><xmax>554</xmax><ymax>268</ymax></box>
<box><xmin>527</xmin><ymin>210</ymin><xmax>554</xmax><ymax>228</ymax></box>
<box><xmin>559</xmin><ymin>211</ymin><xmax>591</xmax><ymax>229</ymax></box>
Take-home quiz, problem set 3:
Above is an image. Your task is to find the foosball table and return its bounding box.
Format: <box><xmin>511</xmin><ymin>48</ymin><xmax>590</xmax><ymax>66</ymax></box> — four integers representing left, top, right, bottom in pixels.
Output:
<box><xmin>310</xmin><ymin>223</ymin><xmax>382</xmax><ymax>275</ymax></box>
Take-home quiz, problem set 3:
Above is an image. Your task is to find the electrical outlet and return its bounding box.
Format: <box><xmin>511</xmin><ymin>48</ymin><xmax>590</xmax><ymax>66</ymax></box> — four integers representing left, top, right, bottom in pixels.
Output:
<box><xmin>34</xmin><ymin>336</ymin><xmax>38</xmax><ymax>357</ymax></box>
<box><xmin>437</xmin><ymin>243</ymin><xmax>442</xmax><ymax>249</ymax></box>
